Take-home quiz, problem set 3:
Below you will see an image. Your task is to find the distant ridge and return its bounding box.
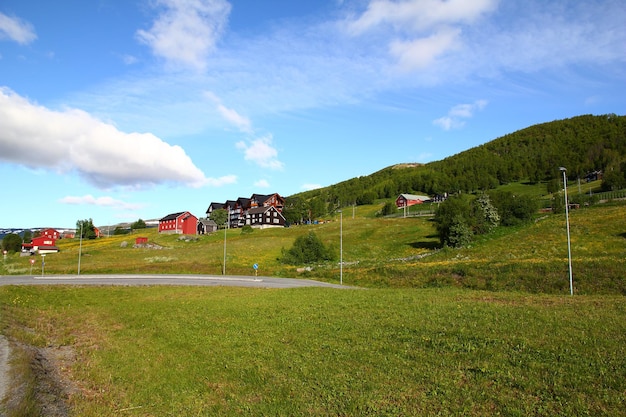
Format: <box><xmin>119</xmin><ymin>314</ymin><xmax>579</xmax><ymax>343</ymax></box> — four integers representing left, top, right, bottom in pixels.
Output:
<box><xmin>288</xmin><ymin>114</ymin><xmax>626</xmax><ymax>207</ymax></box>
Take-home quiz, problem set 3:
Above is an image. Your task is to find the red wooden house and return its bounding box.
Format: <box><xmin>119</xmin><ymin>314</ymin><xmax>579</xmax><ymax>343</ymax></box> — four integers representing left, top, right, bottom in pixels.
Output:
<box><xmin>22</xmin><ymin>235</ymin><xmax>59</xmax><ymax>254</ymax></box>
<box><xmin>40</xmin><ymin>228</ymin><xmax>60</xmax><ymax>240</ymax></box>
<box><xmin>158</xmin><ymin>211</ymin><xmax>198</xmax><ymax>235</ymax></box>
<box><xmin>395</xmin><ymin>193</ymin><xmax>431</xmax><ymax>208</ymax></box>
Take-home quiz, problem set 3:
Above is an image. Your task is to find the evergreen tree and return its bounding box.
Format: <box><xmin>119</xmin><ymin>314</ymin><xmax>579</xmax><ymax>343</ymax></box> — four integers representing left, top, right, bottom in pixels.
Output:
<box><xmin>76</xmin><ymin>218</ymin><xmax>97</xmax><ymax>239</ymax></box>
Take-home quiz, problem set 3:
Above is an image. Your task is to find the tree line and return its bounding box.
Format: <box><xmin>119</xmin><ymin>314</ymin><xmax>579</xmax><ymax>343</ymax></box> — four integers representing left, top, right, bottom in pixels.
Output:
<box><xmin>283</xmin><ymin>114</ymin><xmax>626</xmax><ymax>220</ymax></box>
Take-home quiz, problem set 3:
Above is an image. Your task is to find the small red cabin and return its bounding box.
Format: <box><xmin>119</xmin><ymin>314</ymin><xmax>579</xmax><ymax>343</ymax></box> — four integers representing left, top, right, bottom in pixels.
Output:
<box><xmin>158</xmin><ymin>211</ymin><xmax>198</xmax><ymax>235</ymax></box>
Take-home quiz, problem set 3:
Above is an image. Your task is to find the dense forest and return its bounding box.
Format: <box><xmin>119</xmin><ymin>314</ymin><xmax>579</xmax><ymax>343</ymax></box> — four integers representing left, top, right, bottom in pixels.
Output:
<box><xmin>284</xmin><ymin>114</ymin><xmax>626</xmax><ymax>222</ymax></box>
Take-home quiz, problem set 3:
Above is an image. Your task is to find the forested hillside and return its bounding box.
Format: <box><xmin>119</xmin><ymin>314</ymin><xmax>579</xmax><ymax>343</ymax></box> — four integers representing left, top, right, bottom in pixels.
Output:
<box><xmin>285</xmin><ymin>114</ymin><xmax>626</xmax><ymax>221</ymax></box>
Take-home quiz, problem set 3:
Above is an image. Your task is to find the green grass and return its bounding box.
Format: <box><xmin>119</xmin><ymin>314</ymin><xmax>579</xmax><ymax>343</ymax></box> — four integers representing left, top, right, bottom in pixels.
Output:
<box><xmin>1</xmin><ymin>285</ymin><xmax>625</xmax><ymax>416</ymax></box>
<box><xmin>2</xmin><ymin>200</ymin><xmax>625</xmax><ymax>294</ymax></box>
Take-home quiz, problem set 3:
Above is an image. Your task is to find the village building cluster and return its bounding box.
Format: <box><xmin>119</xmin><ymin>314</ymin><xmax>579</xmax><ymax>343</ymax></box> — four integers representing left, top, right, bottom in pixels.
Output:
<box><xmin>17</xmin><ymin>192</ymin><xmax>441</xmax><ymax>255</ymax></box>
<box><xmin>158</xmin><ymin>192</ymin><xmax>286</xmax><ymax>235</ymax></box>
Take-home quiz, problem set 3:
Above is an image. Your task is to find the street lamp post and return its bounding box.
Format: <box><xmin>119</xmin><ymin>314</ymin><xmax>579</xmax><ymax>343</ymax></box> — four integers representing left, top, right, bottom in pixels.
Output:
<box><xmin>339</xmin><ymin>210</ymin><xmax>343</xmax><ymax>285</ymax></box>
<box><xmin>560</xmin><ymin>167</ymin><xmax>574</xmax><ymax>296</ymax></box>
<box><xmin>223</xmin><ymin>210</ymin><xmax>229</xmax><ymax>275</ymax></box>
<box><xmin>78</xmin><ymin>222</ymin><xmax>83</xmax><ymax>275</ymax></box>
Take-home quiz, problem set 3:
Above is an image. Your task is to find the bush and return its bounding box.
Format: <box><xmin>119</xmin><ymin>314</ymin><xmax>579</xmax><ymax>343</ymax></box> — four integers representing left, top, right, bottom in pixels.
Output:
<box><xmin>241</xmin><ymin>225</ymin><xmax>253</xmax><ymax>235</ymax></box>
<box><xmin>488</xmin><ymin>191</ymin><xmax>539</xmax><ymax>226</ymax></box>
<box><xmin>280</xmin><ymin>231</ymin><xmax>335</xmax><ymax>265</ymax></box>
<box><xmin>1</xmin><ymin>233</ymin><xmax>23</xmax><ymax>253</ymax></box>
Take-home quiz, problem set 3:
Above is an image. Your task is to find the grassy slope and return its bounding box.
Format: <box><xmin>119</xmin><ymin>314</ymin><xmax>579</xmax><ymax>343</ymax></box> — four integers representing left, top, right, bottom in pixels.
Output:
<box><xmin>2</xmin><ymin>195</ymin><xmax>625</xmax><ymax>295</ymax></box>
<box><xmin>1</xmin><ymin>286</ymin><xmax>625</xmax><ymax>416</ymax></box>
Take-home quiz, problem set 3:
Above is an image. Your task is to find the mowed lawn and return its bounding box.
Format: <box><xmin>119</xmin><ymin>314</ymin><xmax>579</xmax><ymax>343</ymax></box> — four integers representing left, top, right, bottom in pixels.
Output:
<box><xmin>2</xmin><ymin>285</ymin><xmax>625</xmax><ymax>416</ymax></box>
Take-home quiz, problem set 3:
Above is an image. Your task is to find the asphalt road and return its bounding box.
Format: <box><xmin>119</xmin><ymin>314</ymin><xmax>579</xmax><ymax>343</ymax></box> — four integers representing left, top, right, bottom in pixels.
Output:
<box><xmin>0</xmin><ymin>274</ymin><xmax>350</xmax><ymax>289</ymax></box>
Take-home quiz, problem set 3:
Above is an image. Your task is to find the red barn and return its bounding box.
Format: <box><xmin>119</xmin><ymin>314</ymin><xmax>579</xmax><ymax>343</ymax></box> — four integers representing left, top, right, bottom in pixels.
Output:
<box><xmin>22</xmin><ymin>235</ymin><xmax>59</xmax><ymax>254</ymax></box>
<box><xmin>395</xmin><ymin>193</ymin><xmax>430</xmax><ymax>208</ymax></box>
<box><xmin>40</xmin><ymin>228</ymin><xmax>60</xmax><ymax>240</ymax></box>
<box><xmin>158</xmin><ymin>211</ymin><xmax>198</xmax><ymax>235</ymax></box>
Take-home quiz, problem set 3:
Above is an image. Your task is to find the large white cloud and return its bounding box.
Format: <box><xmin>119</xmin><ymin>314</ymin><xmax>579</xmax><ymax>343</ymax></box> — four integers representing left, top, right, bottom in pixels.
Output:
<box><xmin>0</xmin><ymin>87</ymin><xmax>227</xmax><ymax>189</ymax></box>
<box><xmin>0</xmin><ymin>12</ymin><xmax>37</xmax><ymax>44</ymax></box>
<box><xmin>136</xmin><ymin>0</ymin><xmax>231</xmax><ymax>71</ymax></box>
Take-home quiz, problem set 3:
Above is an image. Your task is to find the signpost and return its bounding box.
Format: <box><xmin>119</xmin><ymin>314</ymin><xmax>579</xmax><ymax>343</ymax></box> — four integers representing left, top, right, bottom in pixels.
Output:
<box><xmin>30</xmin><ymin>258</ymin><xmax>35</xmax><ymax>275</ymax></box>
<box><xmin>253</xmin><ymin>263</ymin><xmax>259</xmax><ymax>277</ymax></box>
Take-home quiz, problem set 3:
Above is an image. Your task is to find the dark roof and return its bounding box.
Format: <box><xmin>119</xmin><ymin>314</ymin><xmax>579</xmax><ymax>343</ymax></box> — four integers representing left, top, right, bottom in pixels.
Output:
<box><xmin>247</xmin><ymin>206</ymin><xmax>284</xmax><ymax>217</ymax></box>
<box><xmin>247</xmin><ymin>206</ymin><xmax>270</xmax><ymax>215</ymax></box>
<box><xmin>251</xmin><ymin>193</ymin><xmax>271</xmax><ymax>204</ymax></box>
<box><xmin>237</xmin><ymin>197</ymin><xmax>251</xmax><ymax>208</ymax></box>
<box><xmin>160</xmin><ymin>212</ymin><xmax>185</xmax><ymax>221</ymax></box>
<box><xmin>198</xmin><ymin>218</ymin><xmax>217</xmax><ymax>226</ymax></box>
<box><xmin>207</xmin><ymin>202</ymin><xmax>224</xmax><ymax>211</ymax></box>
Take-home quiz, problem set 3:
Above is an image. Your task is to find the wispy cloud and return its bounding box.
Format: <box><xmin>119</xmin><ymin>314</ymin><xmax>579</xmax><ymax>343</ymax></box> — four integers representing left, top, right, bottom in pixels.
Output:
<box><xmin>59</xmin><ymin>195</ymin><xmax>145</xmax><ymax>210</ymax></box>
<box><xmin>433</xmin><ymin>99</ymin><xmax>487</xmax><ymax>130</ymax></box>
<box><xmin>205</xmin><ymin>91</ymin><xmax>252</xmax><ymax>133</ymax></box>
<box><xmin>345</xmin><ymin>0</ymin><xmax>497</xmax><ymax>71</ymax></box>
<box><xmin>69</xmin><ymin>0</ymin><xmax>626</xmax><ymax>139</ymax></box>
<box><xmin>0</xmin><ymin>12</ymin><xmax>37</xmax><ymax>45</ymax></box>
<box><xmin>254</xmin><ymin>179</ymin><xmax>270</xmax><ymax>188</ymax></box>
<box><xmin>136</xmin><ymin>0</ymin><xmax>231</xmax><ymax>71</ymax></box>
<box><xmin>0</xmin><ymin>87</ymin><xmax>228</xmax><ymax>189</ymax></box>
<box><xmin>236</xmin><ymin>136</ymin><xmax>283</xmax><ymax>170</ymax></box>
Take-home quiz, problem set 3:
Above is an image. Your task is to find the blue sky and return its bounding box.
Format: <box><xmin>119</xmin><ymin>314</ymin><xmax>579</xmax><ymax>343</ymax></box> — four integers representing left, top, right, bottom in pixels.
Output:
<box><xmin>1</xmin><ymin>0</ymin><xmax>624</xmax><ymax>228</ymax></box>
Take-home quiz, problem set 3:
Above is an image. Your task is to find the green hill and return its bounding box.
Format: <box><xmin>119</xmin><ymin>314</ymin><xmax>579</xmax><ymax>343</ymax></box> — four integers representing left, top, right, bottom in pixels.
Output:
<box><xmin>286</xmin><ymin>114</ymin><xmax>626</xmax><ymax>218</ymax></box>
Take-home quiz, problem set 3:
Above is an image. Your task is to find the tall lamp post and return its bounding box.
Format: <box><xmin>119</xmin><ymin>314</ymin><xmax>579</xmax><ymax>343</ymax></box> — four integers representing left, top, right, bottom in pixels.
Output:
<box><xmin>77</xmin><ymin>222</ymin><xmax>83</xmax><ymax>275</ymax></box>
<box><xmin>223</xmin><ymin>210</ymin><xmax>229</xmax><ymax>275</ymax></box>
<box><xmin>560</xmin><ymin>167</ymin><xmax>574</xmax><ymax>295</ymax></box>
<box><xmin>338</xmin><ymin>210</ymin><xmax>343</xmax><ymax>285</ymax></box>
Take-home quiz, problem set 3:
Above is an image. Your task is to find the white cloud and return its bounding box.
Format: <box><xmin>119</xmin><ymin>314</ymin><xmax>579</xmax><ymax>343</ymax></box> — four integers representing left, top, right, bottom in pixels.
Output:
<box><xmin>59</xmin><ymin>194</ymin><xmax>145</xmax><ymax>210</ymax></box>
<box><xmin>254</xmin><ymin>179</ymin><xmax>270</xmax><ymax>188</ymax></box>
<box><xmin>389</xmin><ymin>27</ymin><xmax>460</xmax><ymax>71</ymax></box>
<box><xmin>433</xmin><ymin>99</ymin><xmax>487</xmax><ymax>130</ymax></box>
<box><xmin>347</xmin><ymin>0</ymin><xmax>497</xmax><ymax>34</ymax></box>
<box><xmin>236</xmin><ymin>136</ymin><xmax>283</xmax><ymax>170</ymax></box>
<box><xmin>136</xmin><ymin>0</ymin><xmax>231</xmax><ymax>71</ymax></box>
<box><xmin>205</xmin><ymin>91</ymin><xmax>252</xmax><ymax>133</ymax></box>
<box><xmin>0</xmin><ymin>87</ymin><xmax>225</xmax><ymax>188</ymax></box>
<box><xmin>346</xmin><ymin>0</ymin><xmax>497</xmax><ymax>71</ymax></box>
<box><xmin>0</xmin><ymin>12</ymin><xmax>37</xmax><ymax>45</ymax></box>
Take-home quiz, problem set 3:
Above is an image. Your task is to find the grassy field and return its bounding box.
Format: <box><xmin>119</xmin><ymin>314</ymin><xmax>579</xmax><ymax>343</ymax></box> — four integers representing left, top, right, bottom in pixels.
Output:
<box><xmin>1</xmin><ymin>188</ymin><xmax>625</xmax><ymax>415</ymax></box>
<box><xmin>1</xmin><ymin>285</ymin><xmax>625</xmax><ymax>416</ymax></box>
<box><xmin>2</xmin><ymin>199</ymin><xmax>625</xmax><ymax>295</ymax></box>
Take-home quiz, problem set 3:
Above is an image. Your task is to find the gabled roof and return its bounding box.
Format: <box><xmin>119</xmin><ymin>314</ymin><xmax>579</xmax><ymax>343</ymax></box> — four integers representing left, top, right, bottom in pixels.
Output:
<box><xmin>247</xmin><ymin>205</ymin><xmax>285</xmax><ymax>217</ymax></box>
<box><xmin>207</xmin><ymin>202</ymin><xmax>224</xmax><ymax>212</ymax></box>
<box><xmin>160</xmin><ymin>212</ymin><xmax>185</xmax><ymax>221</ymax></box>
<box><xmin>251</xmin><ymin>193</ymin><xmax>284</xmax><ymax>205</ymax></box>
<box><xmin>198</xmin><ymin>218</ymin><xmax>217</xmax><ymax>226</ymax></box>
<box><xmin>237</xmin><ymin>197</ymin><xmax>251</xmax><ymax>209</ymax></box>
<box><xmin>247</xmin><ymin>206</ymin><xmax>272</xmax><ymax>215</ymax></box>
<box><xmin>398</xmin><ymin>193</ymin><xmax>430</xmax><ymax>201</ymax></box>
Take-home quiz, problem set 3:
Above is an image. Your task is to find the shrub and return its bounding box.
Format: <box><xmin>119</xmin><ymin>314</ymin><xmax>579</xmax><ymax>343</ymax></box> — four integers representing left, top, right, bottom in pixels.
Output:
<box><xmin>280</xmin><ymin>231</ymin><xmax>335</xmax><ymax>265</ymax></box>
<box><xmin>1</xmin><ymin>233</ymin><xmax>22</xmax><ymax>253</ymax></box>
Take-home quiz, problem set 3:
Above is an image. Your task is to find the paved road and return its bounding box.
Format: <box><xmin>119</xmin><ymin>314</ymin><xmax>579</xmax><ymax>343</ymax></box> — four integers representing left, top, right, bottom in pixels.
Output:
<box><xmin>0</xmin><ymin>274</ymin><xmax>350</xmax><ymax>289</ymax></box>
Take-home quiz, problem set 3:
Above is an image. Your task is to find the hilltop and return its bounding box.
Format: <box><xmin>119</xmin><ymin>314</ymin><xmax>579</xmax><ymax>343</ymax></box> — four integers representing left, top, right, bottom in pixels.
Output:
<box><xmin>286</xmin><ymin>114</ymin><xmax>626</xmax><ymax>216</ymax></box>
